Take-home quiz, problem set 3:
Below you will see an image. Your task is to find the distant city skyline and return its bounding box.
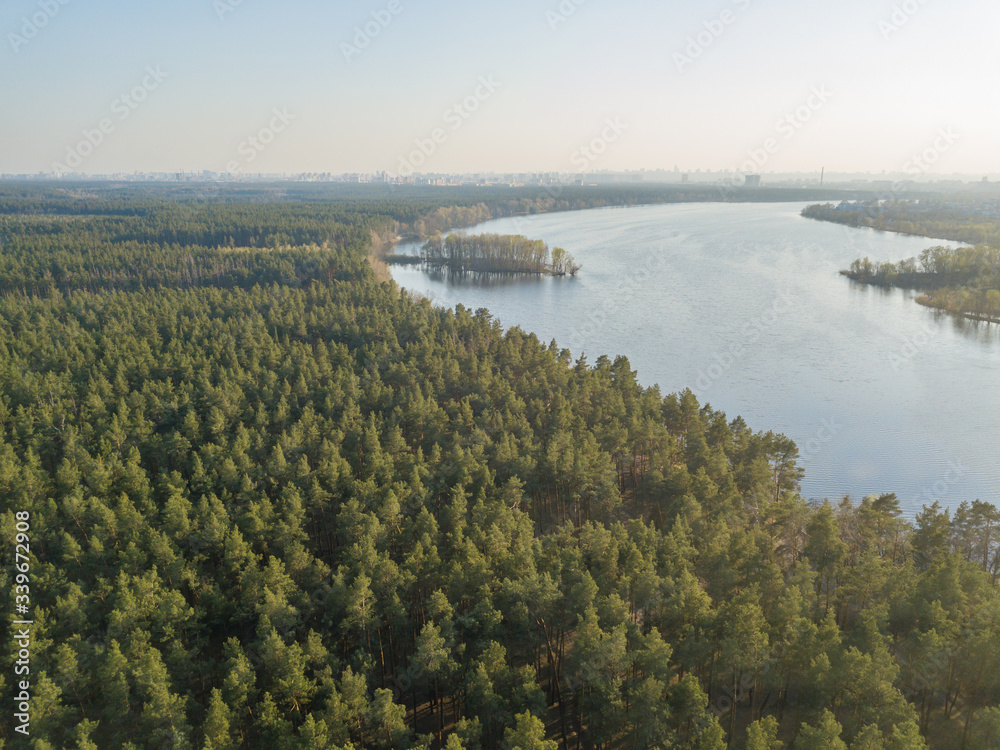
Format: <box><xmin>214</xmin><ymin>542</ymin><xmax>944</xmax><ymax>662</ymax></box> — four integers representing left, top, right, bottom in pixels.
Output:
<box><xmin>3</xmin><ymin>0</ymin><xmax>999</xmax><ymax>176</ymax></box>
<box><xmin>6</xmin><ymin>168</ymin><xmax>1000</xmax><ymax>184</ymax></box>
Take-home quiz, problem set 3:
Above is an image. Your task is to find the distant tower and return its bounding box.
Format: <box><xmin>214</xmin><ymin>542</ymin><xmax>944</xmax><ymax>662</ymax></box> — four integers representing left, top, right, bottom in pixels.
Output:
<box><xmin>820</xmin><ymin>167</ymin><xmax>825</xmax><ymax>186</ymax></box>
<box><xmin>745</xmin><ymin>174</ymin><xmax>761</xmax><ymax>187</ymax></box>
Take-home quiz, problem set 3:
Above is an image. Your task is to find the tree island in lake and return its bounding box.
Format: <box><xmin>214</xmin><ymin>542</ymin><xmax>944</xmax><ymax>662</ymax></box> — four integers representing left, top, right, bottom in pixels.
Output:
<box><xmin>418</xmin><ymin>231</ymin><xmax>581</xmax><ymax>275</ymax></box>
<box><xmin>841</xmin><ymin>245</ymin><xmax>1000</xmax><ymax>323</ymax></box>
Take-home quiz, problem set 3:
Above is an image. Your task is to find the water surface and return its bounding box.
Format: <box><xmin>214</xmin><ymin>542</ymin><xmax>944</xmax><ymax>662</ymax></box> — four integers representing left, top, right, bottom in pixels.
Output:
<box><xmin>391</xmin><ymin>202</ymin><xmax>999</xmax><ymax>517</ymax></box>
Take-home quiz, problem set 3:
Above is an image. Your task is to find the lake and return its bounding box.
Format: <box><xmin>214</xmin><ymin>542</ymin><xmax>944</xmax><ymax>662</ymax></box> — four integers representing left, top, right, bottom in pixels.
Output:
<box><xmin>390</xmin><ymin>202</ymin><xmax>1000</xmax><ymax>518</ymax></box>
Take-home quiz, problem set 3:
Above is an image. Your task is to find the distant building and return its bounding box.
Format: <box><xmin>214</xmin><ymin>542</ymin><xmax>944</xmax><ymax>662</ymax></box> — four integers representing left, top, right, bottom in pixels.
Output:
<box><xmin>744</xmin><ymin>174</ymin><xmax>762</xmax><ymax>187</ymax></box>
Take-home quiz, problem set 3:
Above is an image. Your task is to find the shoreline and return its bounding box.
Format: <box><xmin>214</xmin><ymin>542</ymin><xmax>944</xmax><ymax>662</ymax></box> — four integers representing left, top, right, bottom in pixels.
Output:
<box><xmin>801</xmin><ymin>212</ymin><xmax>973</xmax><ymax>246</ymax></box>
<box><xmin>840</xmin><ymin>272</ymin><xmax>1000</xmax><ymax>325</ymax></box>
<box><xmin>914</xmin><ymin>295</ymin><xmax>1000</xmax><ymax>325</ymax></box>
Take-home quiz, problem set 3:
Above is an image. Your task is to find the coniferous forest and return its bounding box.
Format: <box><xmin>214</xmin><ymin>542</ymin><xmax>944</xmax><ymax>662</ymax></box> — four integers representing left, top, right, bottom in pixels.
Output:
<box><xmin>2</xmin><ymin>184</ymin><xmax>1000</xmax><ymax>750</ymax></box>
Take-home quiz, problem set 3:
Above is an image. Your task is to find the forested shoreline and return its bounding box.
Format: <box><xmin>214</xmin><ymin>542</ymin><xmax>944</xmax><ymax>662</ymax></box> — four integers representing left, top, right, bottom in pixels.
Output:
<box><xmin>0</xmin><ymin>185</ymin><xmax>999</xmax><ymax>749</ymax></box>
<box><xmin>841</xmin><ymin>246</ymin><xmax>1000</xmax><ymax>323</ymax></box>
<box><xmin>804</xmin><ymin>202</ymin><xmax>1000</xmax><ymax>323</ymax></box>
<box><xmin>801</xmin><ymin>201</ymin><xmax>1000</xmax><ymax>246</ymax></box>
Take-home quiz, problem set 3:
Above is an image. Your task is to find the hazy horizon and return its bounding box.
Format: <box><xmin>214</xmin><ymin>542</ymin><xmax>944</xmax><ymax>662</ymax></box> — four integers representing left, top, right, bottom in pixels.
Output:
<box><xmin>4</xmin><ymin>0</ymin><xmax>998</xmax><ymax>176</ymax></box>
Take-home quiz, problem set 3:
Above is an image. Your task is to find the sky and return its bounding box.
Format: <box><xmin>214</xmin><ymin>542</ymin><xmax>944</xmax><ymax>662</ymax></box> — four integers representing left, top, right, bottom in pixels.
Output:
<box><xmin>2</xmin><ymin>0</ymin><xmax>999</xmax><ymax>176</ymax></box>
